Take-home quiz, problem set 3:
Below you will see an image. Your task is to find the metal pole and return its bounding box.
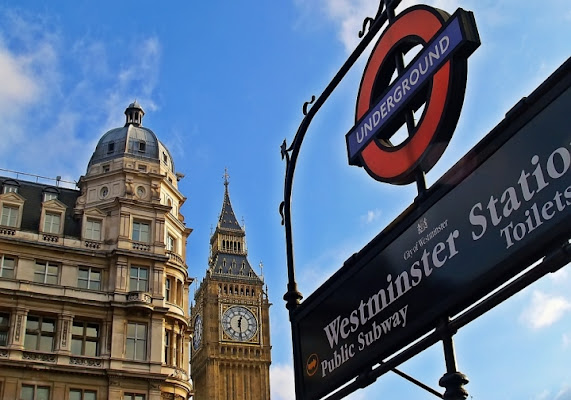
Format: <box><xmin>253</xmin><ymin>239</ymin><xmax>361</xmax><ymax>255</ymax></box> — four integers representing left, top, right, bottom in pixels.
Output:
<box><xmin>438</xmin><ymin>319</ymin><xmax>469</xmax><ymax>400</ymax></box>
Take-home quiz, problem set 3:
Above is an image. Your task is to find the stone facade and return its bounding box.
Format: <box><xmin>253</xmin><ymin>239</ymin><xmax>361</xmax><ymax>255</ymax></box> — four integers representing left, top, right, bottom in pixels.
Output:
<box><xmin>0</xmin><ymin>103</ymin><xmax>193</xmax><ymax>400</ymax></box>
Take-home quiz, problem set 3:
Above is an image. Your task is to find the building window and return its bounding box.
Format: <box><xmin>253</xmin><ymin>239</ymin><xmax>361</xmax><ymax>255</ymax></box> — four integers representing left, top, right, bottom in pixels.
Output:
<box><xmin>124</xmin><ymin>394</ymin><xmax>145</xmax><ymax>400</ymax></box>
<box><xmin>34</xmin><ymin>261</ymin><xmax>59</xmax><ymax>285</ymax></box>
<box><xmin>132</xmin><ymin>221</ymin><xmax>150</xmax><ymax>242</ymax></box>
<box><xmin>43</xmin><ymin>192</ymin><xmax>57</xmax><ymax>202</ymax></box>
<box><xmin>129</xmin><ymin>266</ymin><xmax>148</xmax><ymax>292</ymax></box>
<box><xmin>107</xmin><ymin>142</ymin><xmax>115</xmax><ymax>154</ymax></box>
<box><xmin>70</xmin><ymin>389</ymin><xmax>97</xmax><ymax>400</ymax></box>
<box><xmin>0</xmin><ymin>254</ymin><xmax>15</xmax><ymax>278</ymax></box>
<box><xmin>162</xmin><ymin>152</ymin><xmax>168</xmax><ymax>164</ymax></box>
<box><xmin>78</xmin><ymin>267</ymin><xmax>101</xmax><ymax>290</ymax></box>
<box><xmin>84</xmin><ymin>219</ymin><xmax>102</xmax><ymax>241</ymax></box>
<box><xmin>126</xmin><ymin>322</ymin><xmax>147</xmax><ymax>361</ymax></box>
<box><xmin>166</xmin><ymin>234</ymin><xmax>175</xmax><ymax>252</ymax></box>
<box><xmin>102</xmin><ymin>165</ymin><xmax>110</xmax><ymax>173</ymax></box>
<box><xmin>71</xmin><ymin>321</ymin><xmax>100</xmax><ymax>357</ymax></box>
<box><xmin>0</xmin><ymin>313</ymin><xmax>9</xmax><ymax>346</ymax></box>
<box><xmin>24</xmin><ymin>315</ymin><xmax>56</xmax><ymax>352</ymax></box>
<box><xmin>164</xmin><ymin>330</ymin><xmax>170</xmax><ymax>364</ymax></box>
<box><xmin>138</xmin><ymin>164</ymin><xmax>147</xmax><ymax>172</ymax></box>
<box><xmin>165</xmin><ymin>277</ymin><xmax>172</xmax><ymax>302</ymax></box>
<box><xmin>21</xmin><ymin>385</ymin><xmax>50</xmax><ymax>400</ymax></box>
<box><xmin>3</xmin><ymin>184</ymin><xmax>18</xmax><ymax>194</ymax></box>
<box><xmin>43</xmin><ymin>212</ymin><xmax>61</xmax><ymax>234</ymax></box>
<box><xmin>138</xmin><ymin>141</ymin><xmax>146</xmax><ymax>152</ymax></box>
<box><xmin>1</xmin><ymin>205</ymin><xmax>18</xmax><ymax>227</ymax></box>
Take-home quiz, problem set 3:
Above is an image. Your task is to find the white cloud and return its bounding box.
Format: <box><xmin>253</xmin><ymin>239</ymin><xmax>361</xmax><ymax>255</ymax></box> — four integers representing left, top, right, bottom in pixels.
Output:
<box><xmin>361</xmin><ymin>208</ymin><xmax>381</xmax><ymax>224</ymax></box>
<box><xmin>0</xmin><ymin>9</ymin><xmax>162</xmax><ymax>181</ymax></box>
<box><xmin>0</xmin><ymin>48</ymin><xmax>39</xmax><ymax>108</ymax></box>
<box><xmin>563</xmin><ymin>333</ymin><xmax>571</xmax><ymax>349</ymax></box>
<box><xmin>536</xmin><ymin>389</ymin><xmax>551</xmax><ymax>400</ymax></box>
<box><xmin>520</xmin><ymin>291</ymin><xmax>571</xmax><ymax>330</ymax></box>
<box><xmin>555</xmin><ymin>386</ymin><xmax>571</xmax><ymax>400</ymax></box>
<box><xmin>302</xmin><ymin>0</ymin><xmax>462</xmax><ymax>53</ymax></box>
<box><xmin>270</xmin><ymin>363</ymin><xmax>295</xmax><ymax>400</ymax></box>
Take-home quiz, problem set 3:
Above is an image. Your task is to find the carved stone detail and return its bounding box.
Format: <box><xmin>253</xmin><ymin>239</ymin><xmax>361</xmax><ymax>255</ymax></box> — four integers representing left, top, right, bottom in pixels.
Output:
<box><xmin>69</xmin><ymin>356</ymin><xmax>103</xmax><ymax>367</ymax></box>
<box><xmin>22</xmin><ymin>352</ymin><xmax>56</xmax><ymax>362</ymax></box>
<box><xmin>0</xmin><ymin>349</ymin><xmax>8</xmax><ymax>358</ymax></box>
<box><xmin>14</xmin><ymin>315</ymin><xmax>22</xmax><ymax>342</ymax></box>
<box><xmin>62</xmin><ymin>320</ymin><xmax>69</xmax><ymax>347</ymax></box>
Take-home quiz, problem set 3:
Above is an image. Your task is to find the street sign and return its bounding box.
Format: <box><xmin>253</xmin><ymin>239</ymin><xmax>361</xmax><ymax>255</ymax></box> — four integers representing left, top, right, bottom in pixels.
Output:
<box><xmin>346</xmin><ymin>7</ymin><xmax>479</xmax><ymax>184</ymax></box>
<box><xmin>293</xmin><ymin>60</ymin><xmax>571</xmax><ymax>399</ymax></box>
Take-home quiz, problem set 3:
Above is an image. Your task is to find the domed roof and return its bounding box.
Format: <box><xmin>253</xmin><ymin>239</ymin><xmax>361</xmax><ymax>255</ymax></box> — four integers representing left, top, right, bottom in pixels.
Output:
<box><xmin>87</xmin><ymin>103</ymin><xmax>175</xmax><ymax>172</ymax></box>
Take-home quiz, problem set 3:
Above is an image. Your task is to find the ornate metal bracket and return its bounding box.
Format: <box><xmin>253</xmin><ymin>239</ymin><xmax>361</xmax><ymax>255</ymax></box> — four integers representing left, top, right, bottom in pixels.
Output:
<box><xmin>280</xmin><ymin>0</ymin><xmax>403</xmax><ymax>316</ymax></box>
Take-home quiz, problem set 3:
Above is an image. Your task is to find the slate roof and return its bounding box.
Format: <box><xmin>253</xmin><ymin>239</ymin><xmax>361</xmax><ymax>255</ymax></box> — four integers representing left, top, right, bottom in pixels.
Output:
<box><xmin>209</xmin><ymin>180</ymin><xmax>262</xmax><ymax>283</ymax></box>
<box><xmin>0</xmin><ymin>176</ymin><xmax>81</xmax><ymax>237</ymax></box>
<box><xmin>217</xmin><ymin>183</ymin><xmax>242</xmax><ymax>231</ymax></box>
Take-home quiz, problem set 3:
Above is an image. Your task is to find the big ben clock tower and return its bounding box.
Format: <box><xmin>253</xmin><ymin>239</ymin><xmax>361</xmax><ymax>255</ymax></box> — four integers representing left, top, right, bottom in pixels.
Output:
<box><xmin>191</xmin><ymin>172</ymin><xmax>271</xmax><ymax>400</ymax></box>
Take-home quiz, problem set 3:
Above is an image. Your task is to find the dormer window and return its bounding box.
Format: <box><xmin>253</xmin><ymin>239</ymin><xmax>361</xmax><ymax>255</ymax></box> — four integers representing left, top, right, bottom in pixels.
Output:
<box><xmin>107</xmin><ymin>142</ymin><xmax>115</xmax><ymax>154</ymax></box>
<box><xmin>138</xmin><ymin>141</ymin><xmax>146</xmax><ymax>153</ymax></box>
<box><xmin>3</xmin><ymin>185</ymin><xmax>18</xmax><ymax>194</ymax></box>
<box><xmin>162</xmin><ymin>152</ymin><xmax>168</xmax><ymax>164</ymax></box>
<box><xmin>43</xmin><ymin>193</ymin><xmax>57</xmax><ymax>202</ymax></box>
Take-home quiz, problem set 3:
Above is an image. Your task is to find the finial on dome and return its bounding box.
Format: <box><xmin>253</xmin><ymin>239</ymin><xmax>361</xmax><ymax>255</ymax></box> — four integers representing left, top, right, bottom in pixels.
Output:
<box><xmin>125</xmin><ymin>101</ymin><xmax>145</xmax><ymax>127</ymax></box>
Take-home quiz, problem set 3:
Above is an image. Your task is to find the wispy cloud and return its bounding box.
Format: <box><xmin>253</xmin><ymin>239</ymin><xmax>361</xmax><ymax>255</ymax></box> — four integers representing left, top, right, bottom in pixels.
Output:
<box><xmin>270</xmin><ymin>363</ymin><xmax>295</xmax><ymax>400</ymax></box>
<box><xmin>360</xmin><ymin>208</ymin><xmax>381</xmax><ymax>225</ymax></box>
<box><xmin>0</xmin><ymin>8</ymin><xmax>162</xmax><ymax>181</ymax></box>
<box><xmin>555</xmin><ymin>386</ymin><xmax>571</xmax><ymax>400</ymax></box>
<box><xmin>296</xmin><ymin>0</ymin><xmax>462</xmax><ymax>53</ymax></box>
<box><xmin>520</xmin><ymin>290</ymin><xmax>571</xmax><ymax>330</ymax></box>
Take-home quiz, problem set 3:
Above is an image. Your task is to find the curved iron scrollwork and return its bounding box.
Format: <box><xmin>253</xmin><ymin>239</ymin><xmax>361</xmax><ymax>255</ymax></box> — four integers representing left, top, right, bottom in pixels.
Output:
<box><xmin>280</xmin><ymin>0</ymin><xmax>400</xmax><ymax>315</ymax></box>
<box><xmin>302</xmin><ymin>95</ymin><xmax>316</xmax><ymax>116</ymax></box>
<box><xmin>359</xmin><ymin>17</ymin><xmax>375</xmax><ymax>38</ymax></box>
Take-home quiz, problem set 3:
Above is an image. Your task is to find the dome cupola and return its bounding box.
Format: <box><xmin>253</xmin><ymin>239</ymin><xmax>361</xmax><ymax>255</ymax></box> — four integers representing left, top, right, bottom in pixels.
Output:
<box><xmin>124</xmin><ymin>100</ymin><xmax>144</xmax><ymax>126</ymax></box>
<box><xmin>86</xmin><ymin>102</ymin><xmax>175</xmax><ymax>174</ymax></box>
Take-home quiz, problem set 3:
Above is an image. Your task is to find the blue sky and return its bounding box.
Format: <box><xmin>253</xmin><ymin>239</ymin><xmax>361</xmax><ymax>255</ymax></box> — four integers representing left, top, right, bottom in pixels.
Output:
<box><xmin>0</xmin><ymin>0</ymin><xmax>570</xmax><ymax>399</ymax></box>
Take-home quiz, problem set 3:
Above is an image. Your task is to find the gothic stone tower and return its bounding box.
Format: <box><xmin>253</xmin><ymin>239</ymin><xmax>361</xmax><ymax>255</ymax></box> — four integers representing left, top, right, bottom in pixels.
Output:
<box><xmin>190</xmin><ymin>175</ymin><xmax>271</xmax><ymax>400</ymax></box>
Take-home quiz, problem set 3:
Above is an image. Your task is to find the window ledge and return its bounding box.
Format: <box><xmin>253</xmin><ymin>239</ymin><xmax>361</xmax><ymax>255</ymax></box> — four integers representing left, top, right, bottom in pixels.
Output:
<box><xmin>41</xmin><ymin>233</ymin><xmax>60</xmax><ymax>243</ymax></box>
<box><xmin>22</xmin><ymin>350</ymin><xmax>56</xmax><ymax>363</ymax></box>
<box><xmin>84</xmin><ymin>240</ymin><xmax>102</xmax><ymax>249</ymax></box>
<box><xmin>69</xmin><ymin>355</ymin><xmax>103</xmax><ymax>367</ymax></box>
<box><xmin>132</xmin><ymin>241</ymin><xmax>150</xmax><ymax>251</ymax></box>
<box><xmin>0</xmin><ymin>227</ymin><xmax>16</xmax><ymax>236</ymax></box>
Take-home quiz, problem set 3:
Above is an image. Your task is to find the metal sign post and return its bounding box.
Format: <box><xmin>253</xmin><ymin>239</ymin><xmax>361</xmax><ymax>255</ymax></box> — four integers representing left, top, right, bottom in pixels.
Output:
<box><xmin>280</xmin><ymin>0</ymin><xmax>570</xmax><ymax>397</ymax></box>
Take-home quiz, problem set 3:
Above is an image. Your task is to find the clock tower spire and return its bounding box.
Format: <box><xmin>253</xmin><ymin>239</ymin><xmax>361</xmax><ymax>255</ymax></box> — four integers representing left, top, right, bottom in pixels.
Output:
<box><xmin>191</xmin><ymin>172</ymin><xmax>271</xmax><ymax>400</ymax></box>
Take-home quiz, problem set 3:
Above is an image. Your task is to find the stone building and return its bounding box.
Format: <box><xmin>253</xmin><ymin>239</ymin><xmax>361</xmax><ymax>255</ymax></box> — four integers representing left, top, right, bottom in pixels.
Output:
<box><xmin>0</xmin><ymin>102</ymin><xmax>193</xmax><ymax>400</ymax></box>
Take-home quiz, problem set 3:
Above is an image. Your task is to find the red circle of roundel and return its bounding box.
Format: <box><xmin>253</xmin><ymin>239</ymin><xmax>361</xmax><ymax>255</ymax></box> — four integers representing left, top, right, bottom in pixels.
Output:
<box><xmin>356</xmin><ymin>6</ymin><xmax>466</xmax><ymax>184</ymax></box>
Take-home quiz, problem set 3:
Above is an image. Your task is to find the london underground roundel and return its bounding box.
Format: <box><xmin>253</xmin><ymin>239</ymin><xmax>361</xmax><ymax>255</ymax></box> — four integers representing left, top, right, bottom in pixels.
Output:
<box><xmin>345</xmin><ymin>6</ymin><xmax>480</xmax><ymax>184</ymax></box>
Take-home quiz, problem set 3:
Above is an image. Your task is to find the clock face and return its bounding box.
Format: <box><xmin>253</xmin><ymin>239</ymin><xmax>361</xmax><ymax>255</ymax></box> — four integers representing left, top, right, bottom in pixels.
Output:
<box><xmin>193</xmin><ymin>315</ymin><xmax>202</xmax><ymax>350</ymax></box>
<box><xmin>221</xmin><ymin>306</ymin><xmax>258</xmax><ymax>342</ymax></box>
